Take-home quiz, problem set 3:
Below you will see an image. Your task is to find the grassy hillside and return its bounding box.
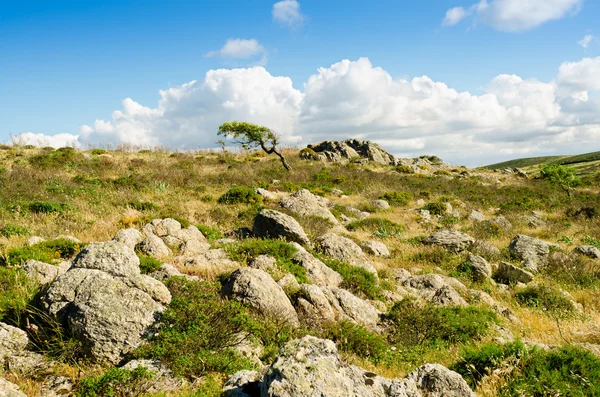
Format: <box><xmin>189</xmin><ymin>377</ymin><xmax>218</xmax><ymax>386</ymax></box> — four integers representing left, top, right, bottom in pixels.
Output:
<box><xmin>484</xmin><ymin>150</ymin><xmax>600</xmax><ymax>174</ymax></box>
<box><xmin>1</xmin><ymin>144</ymin><xmax>600</xmax><ymax>396</ymax></box>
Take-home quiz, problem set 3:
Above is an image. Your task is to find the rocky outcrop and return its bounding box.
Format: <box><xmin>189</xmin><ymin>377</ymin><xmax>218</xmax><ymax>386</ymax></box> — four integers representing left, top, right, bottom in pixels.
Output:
<box><xmin>423</xmin><ymin>230</ymin><xmax>475</xmax><ymax>253</ymax></box>
<box><xmin>403</xmin><ymin>275</ymin><xmax>467</xmax><ymax>307</ymax></box>
<box><xmin>508</xmin><ymin>234</ymin><xmax>552</xmax><ymax>271</ymax></box>
<box><xmin>314</xmin><ymin>233</ymin><xmax>377</xmax><ymax>275</ymax></box>
<box><xmin>328</xmin><ymin>287</ymin><xmax>381</xmax><ymax>327</ymax></box>
<box><xmin>253</xmin><ymin>210</ymin><xmax>310</xmax><ymax>246</ymax></box>
<box><xmin>42</xmin><ymin>241</ymin><xmax>171</xmax><ymax>364</ymax></box>
<box><xmin>231</xmin><ymin>335</ymin><xmax>476</xmax><ymax>397</ymax></box>
<box><xmin>222</xmin><ymin>268</ymin><xmax>299</xmax><ymax>327</ymax></box>
<box><xmin>112</xmin><ymin>228</ymin><xmax>144</xmax><ymax>249</ymax></box>
<box><xmin>305</xmin><ymin>139</ymin><xmax>396</xmax><ymax>165</ymax></box>
<box><xmin>573</xmin><ymin>245</ymin><xmax>600</xmax><ymax>259</ymax></box>
<box><xmin>280</xmin><ymin>189</ymin><xmax>338</xmax><ymax>225</ymax></box>
<box><xmin>0</xmin><ymin>322</ymin><xmax>49</xmax><ymax>376</ymax></box>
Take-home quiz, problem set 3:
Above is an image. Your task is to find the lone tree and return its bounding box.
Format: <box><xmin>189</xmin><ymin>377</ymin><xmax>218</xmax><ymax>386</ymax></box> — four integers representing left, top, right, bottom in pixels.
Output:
<box><xmin>540</xmin><ymin>164</ymin><xmax>581</xmax><ymax>197</ymax></box>
<box><xmin>217</xmin><ymin>121</ymin><xmax>292</xmax><ymax>171</ymax></box>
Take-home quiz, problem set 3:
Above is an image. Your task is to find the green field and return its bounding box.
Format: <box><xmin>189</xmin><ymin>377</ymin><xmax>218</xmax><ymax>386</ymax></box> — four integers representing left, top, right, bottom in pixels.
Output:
<box><xmin>484</xmin><ymin>151</ymin><xmax>600</xmax><ymax>175</ymax></box>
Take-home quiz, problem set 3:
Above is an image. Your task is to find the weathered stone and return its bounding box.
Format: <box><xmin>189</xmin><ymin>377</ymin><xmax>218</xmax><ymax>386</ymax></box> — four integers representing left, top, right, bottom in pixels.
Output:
<box><xmin>248</xmin><ymin>255</ymin><xmax>278</xmax><ymax>273</ymax></box>
<box><xmin>138</xmin><ymin>235</ymin><xmax>172</xmax><ymax>259</ymax></box>
<box><xmin>371</xmin><ymin>200</ymin><xmax>390</xmax><ymax>210</ymax></box>
<box><xmin>403</xmin><ymin>274</ymin><xmax>466</xmax><ymax>306</ymax></box>
<box><xmin>471</xmin><ymin>240</ymin><xmax>501</xmax><ymax>260</ymax></box>
<box><xmin>314</xmin><ymin>233</ymin><xmax>377</xmax><ymax>275</ymax></box>
<box><xmin>423</xmin><ymin>230</ymin><xmax>475</xmax><ymax>252</ymax></box>
<box><xmin>0</xmin><ymin>377</ymin><xmax>26</xmax><ymax>397</ymax></box>
<box><xmin>149</xmin><ymin>263</ymin><xmax>199</xmax><ymax>282</ymax></box>
<box><xmin>430</xmin><ymin>285</ymin><xmax>468</xmax><ymax>307</ymax></box>
<box><xmin>152</xmin><ymin>218</ymin><xmax>182</xmax><ymax>237</ymax></box>
<box><xmin>290</xmin><ymin>243</ymin><xmax>343</xmax><ymax>288</ymax></box>
<box><xmin>222</xmin><ymin>268</ymin><xmax>299</xmax><ymax>327</ymax></box>
<box><xmin>73</xmin><ymin>241</ymin><xmax>140</xmax><ymax>277</ymax></box>
<box><xmin>508</xmin><ymin>234</ymin><xmax>552</xmax><ymax>271</ymax></box>
<box><xmin>360</xmin><ymin>240</ymin><xmax>390</xmax><ymax>257</ymax></box>
<box><xmin>256</xmin><ymin>188</ymin><xmax>278</xmax><ymax>201</ymax></box>
<box><xmin>494</xmin><ymin>262</ymin><xmax>535</xmax><ymax>284</ymax></box>
<box><xmin>112</xmin><ymin>228</ymin><xmax>144</xmax><ymax>250</ymax></box>
<box><xmin>278</xmin><ymin>273</ymin><xmax>300</xmax><ymax>293</ymax></box>
<box><xmin>329</xmin><ymin>287</ymin><xmax>381</xmax><ymax>327</ymax></box>
<box><xmin>402</xmin><ymin>363</ymin><xmax>475</xmax><ymax>397</ymax></box>
<box><xmin>468</xmin><ymin>210</ymin><xmax>486</xmax><ymax>222</ymax></box>
<box><xmin>280</xmin><ymin>189</ymin><xmax>338</xmax><ymax>225</ymax></box>
<box><xmin>0</xmin><ymin>322</ymin><xmax>29</xmax><ymax>356</ymax></box>
<box><xmin>307</xmin><ymin>139</ymin><xmax>396</xmax><ymax>165</ymax></box>
<box><xmin>27</xmin><ymin>236</ymin><xmax>46</xmax><ymax>246</ymax></box>
<box><xmin>464</xmin><ymin>255</ymin><xmax>492</xmax><ymax>282</ymax></box>
<box><xmin>40</xmin><ymin>376</ymin><xmax>73</xmax><ymax>397</ymax></box>
<box><xmin>172</xmin><ymin>226</ymin><xmax>207</xmax><ymax>244</ymax></box>
<box><xmin>22</xmin><ymin>260</ymin><xmax>70</xmax><ymax>285</ymax></box>
<box><xmin>224</xmin><ymin>370</ymin><xmax>262</xmax><ymax>397</ymax></box>
<box><xmin>121</xmin><ymin>359</ymin><xmax>186</xmax><ymax>394</ymax></box>
<box><xmin>296</xmin><ymin>284</ymin><xmax>336</xmax><ymax>323</ymax></box>
<box><xmin>179</xmin><ymin>239</ymin><xmax>210</xmax><ymax>256</ymax></box>
<box><xmin>253</xmin><ymin>209</ymin><xmax>310</xmax><ymax>246</ymax></box>
<box><xmin>574</xmin><ymin>245</ymin><xmax>600</xmax><ymax>259</ymax></box>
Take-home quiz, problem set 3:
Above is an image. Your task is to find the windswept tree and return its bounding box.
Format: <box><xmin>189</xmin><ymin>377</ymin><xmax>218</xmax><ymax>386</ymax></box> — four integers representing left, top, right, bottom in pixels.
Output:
<box><xmin>540</xmin><ymin>164</ymin><xmax>581</xmax><ymax>197</ymax></box>
<box><xmin>217</xmin><ymin>121</ymin><xmax>292</xmax><ymax>171</ymax></box>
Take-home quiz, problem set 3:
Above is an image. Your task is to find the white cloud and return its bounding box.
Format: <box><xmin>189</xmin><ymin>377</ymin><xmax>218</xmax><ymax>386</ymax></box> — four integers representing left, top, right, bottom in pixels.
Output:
<box><xmin>578</xmin><ymin>34</ymin><xmax>593</xmax><ymax>48</ymax></box>
<box><xmin>272</xmin><ymin>0</ymin><xmax>304</xmax><ymax>28</ymax></box>
<box><xmin>444</xmin><ymin>0</ymin><xmax>584</xmax><ymax>32</ymax></box>
<box><xmin>205</xmin><ymin>39</ymin><xmax>266</xmax><ymax>59</ymax></box>
<box><xmin>12</xmin><ymin>56</ymin><xmax>600</xmax><ymax>166</ymax></box>
<box><xmin>442</xmin><ymin>7</ymin><xmax>468</xmax><ymax>26</ymax></box>
<box><xmin>12</xmin><ymin>132</ymin><xmax>80</xmax><ymax>148</ymax></box>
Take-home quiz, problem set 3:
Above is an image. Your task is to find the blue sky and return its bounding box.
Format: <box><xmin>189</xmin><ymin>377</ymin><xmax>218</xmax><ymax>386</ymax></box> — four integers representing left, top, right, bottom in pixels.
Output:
<box><xmin>1</xmin><ymin>0</ymin><xmax>599</xmax><ymax>164</ymax></box>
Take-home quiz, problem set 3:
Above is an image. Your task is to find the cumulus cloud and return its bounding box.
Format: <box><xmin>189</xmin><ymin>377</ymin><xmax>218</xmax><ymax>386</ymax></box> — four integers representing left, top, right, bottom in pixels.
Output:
<box><xmin>272</xmin><ymin>0</ymin><xmax>304</xmax><ymax>28</ymax></box>
<box><xmin>12</xmin><ymin>56</ymin><xmax>600</xmax><ymax>166</ymax></box>
<box><xmin>442</xmin><ymin>7</ymin><xmax>468</xmax><ymax>26</ymax></box>
<box><xmin>578</xmin><ymin>34</ymin><xmax>593</xmax><ymax>48</ymax></box>
<box><xmin>205</xmin><ymin>38</ymin><xmax>267</xmax><ymax>62</ymax></box>
<box><xmin>13</xmin><ymin>132</ymin><xmax>80</xmax><ymax>148</ymax></box>
<box><xmin>444</xmin><ymin>0</ymin><xmax>584</xmax><ymax>31</ymax></box>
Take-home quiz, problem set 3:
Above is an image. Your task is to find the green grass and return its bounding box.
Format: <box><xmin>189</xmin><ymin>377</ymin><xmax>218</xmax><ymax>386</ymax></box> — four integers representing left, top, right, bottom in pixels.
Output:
<box><xmin>0</xmin><ymin>224</ymin><xmax>29</xmax><ymax>238</ymax></box>
<box><xmin>217</xmin><ymin>186</ymin><xmax>262</xmax><ymax>205</ymax></box>
<box><xmin>514</xmin><ymin>285</ymin><xmax>576</xmax><ymax>318</ymax></box>
<box><xmin>1</xmin><ymin>238</ymin><xmax>85</xmax><ymax>266</ymax></box>
<box><xmin>77</xmin><ymin>366</ymin><xmax>153</xmax><ymax>397</ymax></box>
<box><xmin>225</xmin><ymin>238</ymin><xmax>307</xmax><ymax>283</ymax></box>
<box><xmin>379</xmin><ymin>191</ymin><xmax>412</xmax><ymax>206</ymax></box>
<box><xmin>320</xmin><ymin>258</ymin><xmax>382</xmax><ymax>300</ymax></box>
<box><xmin>484</xmin><ymin>155</ymin><xmax>563</xmax><ymax>170</ymax></box>
<box><xmin>0</xmin><ymin>267</ymin><xmax>38</xmax><ymax>322</ymax></box>
<box><xmin>137</xmin><ymin>254</ymin><xmax>162</xmax><ymax>274</ymax></box>
<box><xmin>196</xmin><ymin>225</ymin><xmax>224</xmax><ymax>242</ymax></box>
<box><xmin>346</xmin><ymin>218</ymin><xmax>404</xmax><ymax>238</ymax></box>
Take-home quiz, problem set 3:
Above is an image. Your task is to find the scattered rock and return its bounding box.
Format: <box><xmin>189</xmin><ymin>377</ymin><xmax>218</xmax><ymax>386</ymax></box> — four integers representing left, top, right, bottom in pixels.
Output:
<box><xmin>179</xmin><ymin>239</ymin><xmax>210</xmax><ymax>256</ymax></box>
<box><xmin>27</xmin><ymin>236</ymin><xmax>46</xmax><ymax>246</ymax></box>
<box><xmin>306</xmin><ymin>139</ymin><xmax>396</xmax><ymax>165</ymax></box>
<box><xmin>224</xmin><ymin>370</ymin><xmax>262</xmax><ymax>397</ymax></box>
<box><xmin>328</xmin><ymin>287</ymin><xmax>381</xmax><ymax>327</ymax></box>
<box><xmin>143</xmin><ymin>218</ymin><xmax>182</xmax><ymax>238</ymax></box>
<box><xmin>430</xmin><ymin>285</ymin><xmax>468</xmax><ymax>307</ymax></box>
<box><xmin>296</xmin><ymin>284</ymin><xmax>336</xmax><ymax>323</ymax></box>
<box><xmin>278</xmin><ymin>273</ymin><xmax>300</xmax><ymax>293</ymax></box>
<box><xmin>40</xmin><ymin>376</ymin><xmax>74</xmax><ymax>397</ymax></box>
<box><xmin>256</xmin><ymin>188</ymin><xmax>278</xmax><ymax>201</ymax></box>
<box><xmin>403</xmin><ymin>363</ymin><xmax>476</xmax><ymax>397</ymax></box>
<box><xmin>248</xmin><ymin>255</ymin><xmax>278</xmax><ymax>273</ymax></box>
<box><xmin>222</xmin><ymin>268</ymin><xmax>299</xmax><ymax>327</ymax></box>
<box><xmin>574</xmin><ymin>245</ymin><xmax>600</xmax><ymax>259</ymax></box>
<box><xmin>138</xmin><ymin>235</ymin><xmax>173</xmax><ymax>259</ymax></box>
<box><xmin>525</xmin><ymin>213</ymin><xmax>546</xmax><ymax>228</ymax></box>
<box><xmin>471</xmin><ymin>240</ymin><xmax>501</xmax><ymax>260</ymax></box>
<box><xmin>423</xmin><ymin>230</ymin><xmax>475</xmax><ymax>252</ymax></box>
<box><xmin>371</xmin><ymin>200</ymin><xmax>390</xmax><ymax>210</ymax></box>
<box><xmin>494</xmin><ymin>261</ymin><xmax>535</xmax><ymax>284</ymax></box>
<box><xmin>253</xmin><ymin>209</ymin><xmax>310</xmax><ymax>246</ymax></box>
<box><xmin>468</xmin><ymin>210</ymin><xmax>486</xmax><ymax>222</ymax></box>
<box><xmin>403</xmin><ymin>274</ymin><xmax>467</xmax><ymax>306</ymax></box>
<box><xmin>149</xmin><ymin>264</ymin><xmax>199</xmax><ymax>282</ymax></box>
<box><xmin>463</xmin><ymin>255</ymin><xmax>492</xmax><ymax>282</ymax></box>
<box><xmin>42</xmin><ymin>241</ymin><xmax>171</xmax><ymax>364</ymax></box>
<box><xmin>112</xmin><ymin>228</ymin><xmax>144</xmax><ymax>249</ymax></box>
<box><xmin>22</xmin><ymin>260</ymin><xmax>70</xmax><ymax>285</ymax></box>
<box><xmin>314</xmin><ymin>233</ymin><xmax>377</xmax><ymax>275</ymax></box>
<box><xmin>280</xmin><ymin>189</ymin><xmax>338</xmax><ymax>225</ymax></box>
<box><xmin>360</xmin><ymin>240</ymin><xmax>390</xmax><ymax>257</ymax></box>
<box><xmin>508</xmin><ymin>234</ymin><xmax>552</xmax><ymax>271</ymax></box>
<box><xmin>0</xmin><ymin>377</ymin><xmax>26</xmax><ymax>397</ymax></box>
<box><xmin>290</xmin><ymin>243</ymin><xmax>343</xmax><ymax>288</ymax></box>
<box><xmin>121</xmin><ymin>359</ymin><xmax>186</xmax><ymax>394</ymax></box>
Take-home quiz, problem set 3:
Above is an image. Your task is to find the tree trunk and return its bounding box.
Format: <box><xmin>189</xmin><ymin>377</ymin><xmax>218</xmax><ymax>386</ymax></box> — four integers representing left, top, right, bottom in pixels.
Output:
<box><xmin>274</xmin><ymin>149</ymin><xmax>292</xmax><ymax>171</ymax></box>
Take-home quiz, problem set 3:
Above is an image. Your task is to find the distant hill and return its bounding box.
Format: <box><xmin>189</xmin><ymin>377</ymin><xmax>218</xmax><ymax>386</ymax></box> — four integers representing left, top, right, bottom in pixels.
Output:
<box><xmin>484</xmin><ymin>151</ymin><xmax>600</xmax><ymax>175</ymax></box>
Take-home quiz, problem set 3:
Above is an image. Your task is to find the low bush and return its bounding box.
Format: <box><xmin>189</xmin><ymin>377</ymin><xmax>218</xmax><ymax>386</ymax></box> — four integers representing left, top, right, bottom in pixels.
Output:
<box><xmin>0</xmin><ymin>224</ymin><xmax>29</xmax><ymax>238</ymax></box>
<box><xmin>135</xmin><ymin>278</ymin><xmax>255</xmax><ymax>378</ymax></box>
<box><xmin>320</xmin><ymin>320</ymin><xmax>391</xmax><ymax>364</ymax></box>
<box><xmin>218</xmin><ymin>186</ymin><xmax>262</xmax><ymax>205</ymax></box>
<box><xmin>28</xmin><ymin>201</ymin><xmax>69</xmax><ymax>214</ymax></box>
<box><xmin>196</xmin><ymin>225</ymin><xmax>224</xmax><ymax>242</ymax></box>
<box><xmin>77</xmin><ymin>366</ymin><xmax>153</xmax><ymax>397</ymax></box>
<box><xmin>379</xmin><ymin>191</ymin><xmax>412</xmax><ymax>206</ymax></box>
<box><xmin>127</xmin><ymin>201</ymin><xmax>158</xmax><ymax>212</ymax></box>
<box><xmin>321</xmin><ymin>258</ymin><xmax>381</xmax><ymax>300</ymax></box>
<box><xmin>346</xmin><ymin>218</ymin><xmax>404</xmax><ymax>238</ymax></box>
<box><xmin>137</xmin><ymin>254</ymin><xmax>162</xmax><ymax>274</ymax></box>
<box><xmin>386</xmin><ymin>300</ymin><xmax>497</xmax><ymax>347</ymax></box>
<box><xmin>422</xmin><ymin>202</ymin><xmax>446</xmax><ymax>216</ymax></box>
<box><xmin>2</xmin><ymin>238</ymin><xmax>85</xmax><ymax>266</ymax></box>
<box><xmin>454</xmin><ymin>342</ymin><xmax>600</xmax><ymax>396</ymax></box>
<box><xmin>29</xmin><ymin>147</ymin><xmax>84</xmax><ymax>169</ymax></box>
<box><xmin>395</xmin><ymin>165</ymin><xmax>414</xmax><ymax>174</ymax></box>
<box><xmin>90</xmin><ymin>149</ymin><xmax>108</xmax><ymax>155</ymax></box>
<box><xmin>514</xmin><ymin>285</ymin><xmax>575</xmax><ymax>317</ymax></box>
<box><xmin>225</xmin><ymin>239</ymin><xmax>307</xmax><ymax>283</ymax></box>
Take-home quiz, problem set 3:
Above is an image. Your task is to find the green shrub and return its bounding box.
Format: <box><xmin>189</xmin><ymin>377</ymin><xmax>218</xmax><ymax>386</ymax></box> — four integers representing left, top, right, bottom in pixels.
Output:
<box><xmin>422</xmin><ymin>202</ymin><xmax>446</xmax><ymax>216</ymax></box>
<box><xmin>77</xmin><ymin>366</ymin><xmax>153</xmax><ymax>397</ymax></box>
<box><xmin>28</xmin><ymin>201</ymin><xmax>69</xmax><ymax>214</ymax></box>
<box><xmin>321</xmin><ymin>258</ymin><xmax>381</xmax><ymax>300</ymax></box>
<box><xmin>420</xmin><ymin>155</ymin><xmax>444</xmax><ymax>165</ymax></box>
<box><xmin>127</xmin><ymin>201</ymin><xmax>158</xmax><ymax>211</ymax></box>
<box><xmin>379</xmin><ymin>191</ymin><xmax>412</xmax><ymax>206</ymax></box>
<box><xmin>196</xmin><ymin>225</ymin><xmax>224</xmax><ymax>242</ymax></box>
<box><xmin>218</xmin><ymin>186</ymin><xmax>263</xmax><ymax>205</ymax></box>
<box><xmin>514</xmin><ymin>285</ymin><xmax>575</xmax><ymax>317</ymax></box>
<box><xmin>0</xmin><ymin>224</ymin><xmax>29</xmax><ymax>238</ymax></box>
<box><xmin>135</xmin><ymin>278</ymin><xmax>255</xmax><ymax>378</ymax></box>
<box><xmin>113</xmin><ymin>176</ymin><xmax>145</xmax><ymax>190</ymax></box>
<box><xmin>386</xmin><ymin>300</ymin><xmax>497</xmax><ymax>347</ymax></box>
<box><xmin>225</xmin><ymin>239</ymin><xmax>307</xmax><ymax>283</ymax></box>
<box><xmin>346</xmin><ymin>218</ymin><xmax>404</xmax><ymax>238</ymax></box>
<box><xmin>29</xmin><ymin>148</ymin><xmax>84</xmax><ymax>169</ymax></box>
<box><xmin>90</xmin><ymin>149</ymin><xmax>108</xmax><ymax>155</ymax></box>
<box><xmin>2</xmin><ymin>238</ymin><xmax>84</xmax><ymax>266</ymax></box>
<box><xmin>541</xmin><ymin>164</ymin><xmax>581</xmax><ymax>196</ymax></box>
<box><xmin>299</xmin><ymin>147</ymin><xmax>317</xmax><ymax>160</ymax></box>
<box><xmin>320</xmin><ymin>320</ymin><xmax>391</xmax><ymax>364</ymax></box>
<box><xmin>454</xmin><ymin>343</ymin><xmax>600</xmax><ymax>396</ymax></box>
<box><xmin>0</xmin><ymin>267</ymin><xmax>38</xmax><ymax>322</ymax></box>
<box><xmin>137</xmin><ymin>254</ymin><xmax>162</xmax><ymax>274</ymax></box>
<box><xmin>395</xmin><ymin>165</ymin><xmax>414</xmax><ymax>174</ymax></box>
<box><xmin>434</xmin><ymin>170</ymin><xmax>452</xmax><ymax>176</ymax></box>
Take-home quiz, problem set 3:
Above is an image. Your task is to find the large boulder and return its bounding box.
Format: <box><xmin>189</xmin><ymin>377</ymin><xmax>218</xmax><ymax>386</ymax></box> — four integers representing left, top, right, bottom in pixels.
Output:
<box><xmin>253</xmin><ymin>210</ymin><xmax>310</xmax><ymax>246</ymax></box>
<box><xmin>256</xmin><ymin>336</ymin><xmax>474</xmax><ymax>397</ymax></box>
<box><xmin>42</xmin><ymin>241</ymin><xmax>171</xmax><ymax>364</ymax></box>
<box><xmin>508</xmin><ymin>234</ymin><xmax>552</xmax><ymax>271</ymax></box>
<box><xmin>306</xmin><ymin>139</ymin><xmax>396</xmax><ymax>165</ymax></box>
<box><xmin>222</xmin><ymin>268</ymin><xmax>299</xmax><ymax>327</ymax></box>
<box><xmin>423</xmin><ymin>230</ymin><xmax>475</xmax><ymax>253</ymax></box>
<box><xmin>328</xmin><ymin>287</ymin><xmax>381</xmax><ymax>327</ymax></box>
<box><xmin>314</xmin><ymin>233</ymin><xmax>377</xmax><ymax>275</ymax></box>
<box><xmin>280</xmin><ymin>189</ymin><xmax>338</xmax><ymax>225</ymax></box>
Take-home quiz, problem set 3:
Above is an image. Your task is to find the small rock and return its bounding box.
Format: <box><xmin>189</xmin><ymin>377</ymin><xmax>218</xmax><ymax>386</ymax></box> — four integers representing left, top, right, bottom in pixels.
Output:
<box><xmin>468</xmin><ymin>210</ymin><xmax>486</xmax><ymax>222</ymax></box>
<box><xmin>508</xmin><ymin>234</ymin><xmax>552</xmax><ymax>272</ymax></box>
<box><xmin>463</xmin><ymin>255</ymin><xmax>492</xmax><ymax>282</ymax></box>
<box><xmin>494</xmin><ymin>262</ymin><xmax>535</xmax><ymax>284</ymax></box>
<box><xmin>256</xmin><ymin>188</ymin><xmax>278</xmax><ymax>201</ymax></box>
<box><xmin>423</xmin><ymin>230</ymin><xmax>475</xmax><ymax>252</ymax></box>
<box><xmin>138</xmin><ymin>235</ymin><xmax>173</xmax><ymax>259</ymax></box>
<box><xmin>573</xmin><ymin>245</ymin><xmax>600</xmax><ymax>259</ymax></box>
<box><xmin>0</xmin><ymin>377</ymin><xmax>26</xmax><ymax>397</ymax></box>
<box><xmin>278</xmin><ymin>273</ymin><xmax>300</xmax><ymax>293</ymax></box>
<box><xmin>112</xmin><ymin>228</ymin><xmax>144</xmax><ymax>249</ymax></box>
<box><xmin>179</xmin><ymin>239</ymin><xmax>210</xmax><ymax>256</ymax></box>
<box><xmin>248</xmin><ymin>255</ymin><xmax>278</xmax><ymax>273</ymax></box>
<box><xmin>314</xmin><ymin>233</ymin><xmax>377</xmax><ymax>275</ymax></box>
<box><xmin>253</xmin><ymin>209</ymin><xmax>310</xmax><ymax>246</ymax></box>
<box><xmin>359</xmin><ymin>241</ymin><xmax>390</xmax><ymax>257</ymax></box>
<box><xmin>371</xmin><ymin>200</ymin><xmax>390</xmax><ymax>210</ymax></box>
<box><xmin>280</xmin><ymin>189</ymin><xmax>338</xmax><ymax>225</ymax></box>
<box><xmin>27</xmin><ymin>236</ymin><xmax>46</xmax><ymax>246</ymax></box>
